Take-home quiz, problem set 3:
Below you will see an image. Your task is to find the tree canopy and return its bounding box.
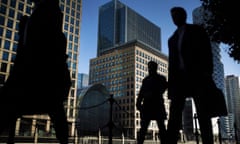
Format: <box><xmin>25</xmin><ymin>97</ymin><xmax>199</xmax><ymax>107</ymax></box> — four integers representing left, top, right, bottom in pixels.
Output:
<box><xmin>200</xmin><ymin>0</ymin><xmax>240</xmax><ymax>63</ymax></box>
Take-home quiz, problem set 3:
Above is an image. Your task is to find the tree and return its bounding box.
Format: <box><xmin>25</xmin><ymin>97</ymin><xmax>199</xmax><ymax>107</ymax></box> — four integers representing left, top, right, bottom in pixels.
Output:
<box><xmin>200</xmin><ymin>0</ymin><xmax>240</xmax><ymax>63</ymax></box>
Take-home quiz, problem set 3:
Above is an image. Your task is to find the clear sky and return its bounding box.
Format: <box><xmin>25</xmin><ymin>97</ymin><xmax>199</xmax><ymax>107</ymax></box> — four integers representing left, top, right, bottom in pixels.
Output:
<box><xmin>78</xmin><ymin>0</ymin><xmax>240</xmax><ymax>77</ymax></box>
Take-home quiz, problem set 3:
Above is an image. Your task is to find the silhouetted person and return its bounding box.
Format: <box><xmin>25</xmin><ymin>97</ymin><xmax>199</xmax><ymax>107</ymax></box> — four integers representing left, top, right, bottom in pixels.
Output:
<box><xmin>166</xmin><ymin>7</ymin><xmax>214</xmax><ymax>144</ymax></box>
<box><xmin>0</xmin><ymin>0</ymin><xmax>71</xmax><ymax>143</ymax></box>
<box><xmin>136</xmin><ymin>61</ymin><xmax>167</xmax><ymax>144</ymax></box>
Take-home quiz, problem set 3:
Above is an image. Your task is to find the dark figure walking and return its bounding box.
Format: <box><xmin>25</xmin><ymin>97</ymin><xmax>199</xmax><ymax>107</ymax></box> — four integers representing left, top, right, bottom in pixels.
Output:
<box><xmin>136</xmin><ymin>61</ymin><xmax>167</xmax><ymax>144</ymax></box>
<box><xmin>0</xmin><ymin>0</ymin><xmax>71</xmax><ymax>143</ymax></box>
<box><xmin>166</xmin><ymin>7</ymin><xmax>215</xmax><ymax>144</ymax></box>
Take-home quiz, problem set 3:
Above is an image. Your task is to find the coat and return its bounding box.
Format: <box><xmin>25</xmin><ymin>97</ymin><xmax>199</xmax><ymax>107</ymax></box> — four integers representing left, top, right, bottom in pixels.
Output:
<box><xmin>136</xmin><ymin>73</ymin><xmax>167</xmax><ymax>120</ymax></box>
<box><xmin>168</xmin><ymin>24</ymin><xmax>213</xmax><ymax>99</ymax></box>
<box><xmin>168</xmin><ymin>24</ymin><xmax>227</xmax><ymax>117</ymax></box>
<box><xmin>1</xmin><ymin>1</ymin><xmax>71</xmax><ymax>114</ymax></box>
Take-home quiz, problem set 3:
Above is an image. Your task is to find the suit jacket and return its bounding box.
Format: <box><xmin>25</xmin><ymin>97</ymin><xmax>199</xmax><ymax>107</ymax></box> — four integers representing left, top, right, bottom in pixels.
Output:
<box><xmin>168</xmin><ymin>24</ymin><xmax>213</xmax><ymax>100</ymax></box>
<box><xmin>136</xmin><ymin>73</ymin><xmax>167</xmax><ymax>120</ymax></box>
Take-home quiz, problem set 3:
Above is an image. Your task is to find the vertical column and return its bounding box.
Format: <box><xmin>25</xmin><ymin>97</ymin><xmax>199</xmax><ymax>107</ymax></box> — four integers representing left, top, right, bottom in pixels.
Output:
<box><xmin>46</xmin><ymin>119</ymin><xmax>51</xmax><ymax>133</ymax></box>
<box><xmin>71</xmin><ymin>122</ymin><xmax>76</xmax><ymax>137</ymax></box>
<box><xmin>194</xmin><ymin>113</ymin><xmax>199</xmax><ymax>144</ymax></box>
<box><xmin>15</xmin><ymin>118</ymin><xmax>21</xmax><ymax>136</ymax></box>
<box><xmin>31</xmin><ymin>119</ymin><xmax>37</xmax><ymax>136</ymax></box>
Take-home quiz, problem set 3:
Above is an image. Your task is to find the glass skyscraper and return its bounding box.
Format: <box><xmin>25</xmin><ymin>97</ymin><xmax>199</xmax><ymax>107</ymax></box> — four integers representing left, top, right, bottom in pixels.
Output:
<box><xmin>77</xmin><ymin>73</ymin><xmax>89</xmax><ymax>89</ymax></box>
<box><xmin>225</xmin><ymin>75</ymin><xmax>240</xmax><ymax>142</ymax></box>
<box><xmin>97</xmin><ymin>0</ymin><xmax>161</xmax><ymax>56</ymax></box>
<box><xmin>0</xmin><ymin>0</ymin><xmax>82</xmax><ymax>139</ymax></box>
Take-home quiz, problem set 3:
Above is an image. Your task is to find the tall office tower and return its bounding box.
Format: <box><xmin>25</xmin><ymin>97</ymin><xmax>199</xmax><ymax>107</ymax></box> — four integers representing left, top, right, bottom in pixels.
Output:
<box><xmin>89</xmin><ymin>0</ymin><xmax>168</xmax><ymax>139</ymax></box>
<box><xmin>0</xmin><ymin>0</ymin><xmax>82</xmax><ymax>138</ymax></box>
<box><xmin>77</xmin><ymin>73</ymin><xmax>89</xmax><ymax>89</ymax></box>
<box><xmin>225</xmin><ymin>75</ymin><xmax>240</xmax><ymax>142</ymax></box>
<box><xmin>97</xmin><ymin>0</ymin><xmax>161</xmax><ymax>57</ymax></box>
<box><xmin>192</xmin><ymin>6</ymin><xmax>229</xmax><ymax>138</ymax></box>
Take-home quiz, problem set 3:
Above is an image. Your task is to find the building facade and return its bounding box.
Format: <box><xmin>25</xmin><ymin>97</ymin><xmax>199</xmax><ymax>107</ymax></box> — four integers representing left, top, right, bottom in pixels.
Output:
<box><xmin>77</xmin><ymin>73</ymin><xmax>89</xmax><ymax>89</ymax></box>
<box><xmin>0</xmin><ymin>0</ymin><xmax>82</xmax><ymax>138</ymax></box>
<box><xmin>225</xmin><ymin>75</ymin><xmax>240</xmax><ymax>142</ymax></box>
<box><xmin>97</xmin><ymin>0</ymin><xmax>161</xmax><ymax>57</ymax></box>
<box><xmin>89</xmin><ymin>40</ymin><xmax>168</xmax><ymax>138</ymax></box>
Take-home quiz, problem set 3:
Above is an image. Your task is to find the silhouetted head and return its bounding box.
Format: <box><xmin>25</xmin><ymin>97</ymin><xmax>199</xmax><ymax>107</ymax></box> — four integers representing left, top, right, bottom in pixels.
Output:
<box><xmin>170</xmin><ymin>7</ymin><xmax>187</xmax><ymax>27</ymax></box>
<box><xmin>30</xmin><ymin>0</ymin><xmax>59</xmax><ymax>6</ymax></box>
<box><xmin>148</xmin><ymin>61</ymin><xmax>158</xmax><ymax>75</ymax></box>
<box><xmin>29</xmin><ymin>0</ymin><xmax>60</xmax><ymax>12</ymax></box>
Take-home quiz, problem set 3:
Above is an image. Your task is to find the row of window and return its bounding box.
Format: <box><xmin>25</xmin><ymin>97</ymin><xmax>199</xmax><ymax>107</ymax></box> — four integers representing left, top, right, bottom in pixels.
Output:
<box><xmin>93</xmin><ymin>50</ymin><xmax>135</xmax><ymax>64</ymax></box>
<box><xmin>0</xmin><ymin>1</ymin><xmax>31</xmax><ymax>16</ymax></box>
<box><xmin>136</xmin><ymin>49</ymin><xmax>168</xmax><ymax>68</ymax></box>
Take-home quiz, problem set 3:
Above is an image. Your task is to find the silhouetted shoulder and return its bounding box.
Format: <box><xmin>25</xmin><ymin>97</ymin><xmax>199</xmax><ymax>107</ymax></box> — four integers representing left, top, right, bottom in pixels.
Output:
<box><xmin>157</xmin><ymin>74</ymin><xmax>168</xmax><ymax>91</ymax></box>
<box><xmin>187</xmin><ymin>23</ymin><xmax>202</xmax><ymax>28</ymax></box>
<box><xmin>156</xmin><ymin>74</ymin><xmax>167</xmax><ymax>81</ymax></box>
<box><xmin>187</xmin><ymin>24</ymin><xmax>207</xmax><ymax>33</ymax></box>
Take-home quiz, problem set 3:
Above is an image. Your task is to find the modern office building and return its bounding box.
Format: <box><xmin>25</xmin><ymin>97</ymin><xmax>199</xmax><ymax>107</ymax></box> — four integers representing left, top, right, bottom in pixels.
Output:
<box><xmin>90</xmin><ymin>40</ymin><xmax>168</xmax><ymax>139</ymax></box>
<box><xmin>77</xmin><ymin>73</ymin><xmax>89</xmax><ymax>89</ymax></box>
<box><xmin>225</xmin><ymin>75</ymin><xmax>240</xmax><ymax>142</ymax></box>
<box><xmin>0</xmin><ymin>0</ymin><xmax>82</xmax><ymax>138</ymax></box>
<box><xmin>97</xmin><ymin>0</ymin><xmax>161</xmax><ymax>57</ymax></box>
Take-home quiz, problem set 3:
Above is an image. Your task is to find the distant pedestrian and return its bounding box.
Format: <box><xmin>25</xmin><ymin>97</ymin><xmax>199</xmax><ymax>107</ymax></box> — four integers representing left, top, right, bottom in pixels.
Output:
<box><xmin>136</xmin><ymin>61</ymin><xmax>167</xmax><ymax>144</ymax></box>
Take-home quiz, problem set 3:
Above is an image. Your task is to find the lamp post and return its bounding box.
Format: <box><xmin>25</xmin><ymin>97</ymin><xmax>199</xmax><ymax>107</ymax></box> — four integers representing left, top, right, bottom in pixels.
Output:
<box><xmin>108</xmin><ymin>94</ymin><xmax>114</xmax><ymax>144</ymax></box>
<box><xmin>194</xmin><ymin>113</ymin><xmax>199</xmax><ymax>144</ymax></box>
<box><xmin>217</xmin><ymin>118</ymin><xmax>222</xmax><ymax>144</ymax></box>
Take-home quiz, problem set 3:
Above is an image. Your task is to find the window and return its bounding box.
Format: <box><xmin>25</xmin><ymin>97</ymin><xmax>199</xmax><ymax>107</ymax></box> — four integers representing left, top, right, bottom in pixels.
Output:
<box><xmin>12</xmin><ymin>43</ymin><xmax>17</xmax><ymax>51</ymax></box>
<box><xmin>7</xmin><ymin>19</ymin><xmax>14</xmax><ymax>29</ymax></box>
<box><xmin>76</xmin><ymin>5</ymin><xmax>80</xmax><ymax>12</ymax></box>
<box><xmin>4</xmin><ymin>40</ymin><xmax>11</xmax><ymax>50</ymax></box>
<box><xmin>65</xmin><ymin>15</ymin><xmax>69</xmax><ymax>22</ymax></box>
<box><xmin>70</xmin><ymin>26</ymin><xmax>73</xmax><ymax>33</ymax></box>
<box><xmin>2</xmin><ymin>51</ymin><xmax>9</xmax><ymax>61</ymax></box>
<box><xmin>17</xmin><ymin>13</ymin><xmax>22</xmax><ymax>21</ymax></box>
<box><xmin>71</xmin><ymin>9</ymin><xmax>75</xmax><ymax>17</ymax></box>
<box><xmin>70</xmin><ymin>17</ymin><xmax>74</xmax><ymax>25</ymax></box>
<box><xmin>64</xmin><ymin>23</ymin><xmax>68</xmax><ymax>31</ymax></box>
<box><xmin>18</xmin><ymin>2</ymin><xmax>24</xmax><ymax>11</ymax></box>
<box><xmin>0</xmin><ymin>16</ymin><xmax>5</xmax><ymax>25</ymax></box>
<box><xmin>0</xmin><ymin>5</ymin><xmax>7</xmax><ymax>15</ymax></box>
<box><xmin>26</xmin><ymin>6</ymin><xmax>31</xmax><ymax>14</ymax></box>
<box><xmin>8</xmin><ymin>9</ymin><xmax>15</xmax><ymax>18</ymax></box>
<box><xmin>11</xmin><ymin>53</ymin><xmax>16</xmax><ymax>62</ymax></box>
<box><xmin>14</xmin><ymin>32</ymin><xmax>19</xmax><ymax>42</ymax></box>
<box><xmin>66</xmin><ymin>7</ymin><xmax>70</xmax><ymax>14</ymax></box>
<box><xmin>6</xmin><ymin>29</ymin><xmax>12</xmax><ymax>39</ymax></box>
<box><xmin>0</xmin><ymin>74</ymin><xmax>6</xmax><ymax>84</ymax></box>
<box><xmin>10</xmin><ymin>0</ymin><xmax>16</xmax><ymax>8</ymax></box>
<box><xmin>0</xmin><ymin>27</ymin><xmax>4</xmax><ymax>36</ymax></box>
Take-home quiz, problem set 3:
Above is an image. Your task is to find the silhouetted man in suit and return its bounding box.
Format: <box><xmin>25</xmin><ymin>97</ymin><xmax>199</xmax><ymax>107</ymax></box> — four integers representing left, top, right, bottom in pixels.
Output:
<box><xmin>136</xmin><ymin>61</ymin><xmax>167</xmax><ymax>144</ymax></box>
<box><xmin>166</xmin><ymin>7</ymin><xmax>214</xmax><ymax>144</ymax></box>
